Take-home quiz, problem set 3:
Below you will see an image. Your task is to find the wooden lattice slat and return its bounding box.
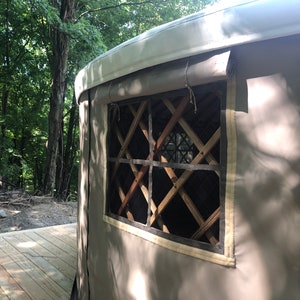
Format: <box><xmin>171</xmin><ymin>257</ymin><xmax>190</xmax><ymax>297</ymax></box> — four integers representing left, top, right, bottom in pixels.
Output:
<box><xmin>111</xmin><ymin>101</ymin><xmax>148</xmax><ymax>181</ymax></box>
<box><xmin>115</xmin><ymin>179</ymin><xmax>135</xmax><ymax>221</ymax></box>
<box><xmin>191</xmin><ymin>207</ymin><xmax>220</xmax><ymax>240</ymax></box>
<box><xmin>150</xmin><ymin>127</ymin><xmax>221</xmax><ymax>225</ymax></box>
<box><xmin>163</xmin><ymin>98</ymin><xmax>220</xmax><ymax>176</ymax></box>
<box><xmin>158</xmin><ymin>154</ymin><xmax>218</xmax><ymax>245</ymax></box>
<box><xmin>114</xmin><ymin>124</ymin><xmax>169</xmax><ymax>232</ymax></box>
<box><xmin>117</xmin><ymin>95</ymin><xmax>190</xmax><ymax>216</ymax></box>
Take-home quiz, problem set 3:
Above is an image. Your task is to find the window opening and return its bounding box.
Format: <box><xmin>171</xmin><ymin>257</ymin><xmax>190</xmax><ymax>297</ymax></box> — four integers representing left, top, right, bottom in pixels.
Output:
<box><xmin>107</xmin><ymin>82</ymin><xmax>225</xmax><ymax>250</ymax></box>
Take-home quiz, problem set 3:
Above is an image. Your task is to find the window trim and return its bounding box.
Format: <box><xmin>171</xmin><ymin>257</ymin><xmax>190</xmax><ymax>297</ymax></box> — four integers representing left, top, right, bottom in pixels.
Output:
<box><xmin>103</xmin><ymin>74</ymin><xmax>236</xmax><ymax>267</ymax></box>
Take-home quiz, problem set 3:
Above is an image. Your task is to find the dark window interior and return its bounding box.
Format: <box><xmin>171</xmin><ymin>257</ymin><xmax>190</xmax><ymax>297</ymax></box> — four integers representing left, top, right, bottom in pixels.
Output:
<box><xmin>107</xmin><ymin>82</ymin><xmax>226</xmax><ymax>250</ymax></box>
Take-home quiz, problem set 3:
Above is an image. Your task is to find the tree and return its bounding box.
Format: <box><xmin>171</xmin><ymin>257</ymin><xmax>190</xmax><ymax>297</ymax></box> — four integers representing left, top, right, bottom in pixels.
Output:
<box><xmin>43</xmin><ymin>0</ymin><xmax>75</xmax><ymax>195</ymax></box>
<box><xmin>1</xmin><ymin>0</ymin><xmax>217</xmax><ymax>197</ymax></box>
<box><xmin>44</xmin><ymin>0</ymin><xmax>218</xmax><ymax>197</ymax></box>
<box><xmin>0</xmin><ymin>0</ymin><xmax>50</xmax><ymax>189</ymax></box>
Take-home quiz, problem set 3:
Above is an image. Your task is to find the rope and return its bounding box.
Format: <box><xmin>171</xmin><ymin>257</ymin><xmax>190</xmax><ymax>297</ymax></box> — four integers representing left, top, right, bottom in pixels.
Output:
<box><xmin>184</xmin><ymin>59</ymin><xmax>197</xmax><ymax>114</ymax></box>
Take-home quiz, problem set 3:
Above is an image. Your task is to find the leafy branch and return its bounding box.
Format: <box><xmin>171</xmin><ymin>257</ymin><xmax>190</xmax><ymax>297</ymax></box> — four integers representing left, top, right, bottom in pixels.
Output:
<box><xmin>75</xmin><ymin>0</ymin><xmax>166</xmax><ymax>22</ymax></box>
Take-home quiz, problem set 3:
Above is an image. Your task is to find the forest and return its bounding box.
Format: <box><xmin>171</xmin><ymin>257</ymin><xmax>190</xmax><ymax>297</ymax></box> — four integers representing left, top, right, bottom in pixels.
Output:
<box><xmin>0</xmin><ymin>0</ymin><xmax>217</xmax><ymax>200</ymax></box>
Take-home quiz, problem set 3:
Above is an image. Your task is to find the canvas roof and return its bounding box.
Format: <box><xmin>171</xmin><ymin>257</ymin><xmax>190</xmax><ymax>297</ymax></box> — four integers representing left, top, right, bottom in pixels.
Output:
<box><xmin>75</xmin><ymin>0</ymin><xmax>300</xmax><ymax>102</ymax></box>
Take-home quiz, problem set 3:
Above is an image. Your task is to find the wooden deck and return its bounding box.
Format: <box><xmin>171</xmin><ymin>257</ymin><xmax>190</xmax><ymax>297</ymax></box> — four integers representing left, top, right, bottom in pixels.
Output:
<box><xmin>0</xmin><ymin>223</ymin><xmax>76</xmax><ymax>299</ymax></box>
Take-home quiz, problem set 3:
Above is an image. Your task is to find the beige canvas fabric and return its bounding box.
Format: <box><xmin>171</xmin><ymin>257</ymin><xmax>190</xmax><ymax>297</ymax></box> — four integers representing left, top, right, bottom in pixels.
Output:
<box><xmin>82</xmin><ymin>50</ymin><xmax>230</xmax><ymax>105</ymax></box>
<box><xmin>77</xmin><ymin>36</ymin><xmax>300</xmax><ymax>300</ymax></box>
<box><xmin>76</xmin><ymin>2</ymin><xmax>300</xmax><ymax>299</ymax></box>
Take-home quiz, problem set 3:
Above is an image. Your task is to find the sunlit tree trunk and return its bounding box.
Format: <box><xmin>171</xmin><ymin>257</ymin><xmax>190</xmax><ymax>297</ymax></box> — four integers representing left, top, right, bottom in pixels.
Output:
<box><xmin>44</xmin><ymin>0</ymin><xmax>75</xmax><ymax>195</ymax></box>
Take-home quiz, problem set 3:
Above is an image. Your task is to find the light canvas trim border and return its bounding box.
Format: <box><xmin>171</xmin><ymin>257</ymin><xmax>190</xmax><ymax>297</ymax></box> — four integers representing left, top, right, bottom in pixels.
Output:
<box><xmin>102</xmin><ymin>76</ymin><xmax>237</xmax><ymax>266</ymax></box>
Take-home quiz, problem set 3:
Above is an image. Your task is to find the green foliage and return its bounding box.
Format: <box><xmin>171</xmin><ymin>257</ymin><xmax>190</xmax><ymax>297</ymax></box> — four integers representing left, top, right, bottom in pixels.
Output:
<box><xmin>93</xmin><ymin>0</ymin><xmax>218</xmax><ymax>49</ymax></box>
<box><xmin>0</xmin><ymin>137</ymin><xmax>21</xmax><ymax>187</ymax></box>
<box><xmin>0</xmin><ymin>0</ymin><xmax>49</xmax><ymax>190</ymax></box>
<box><xmin>0</xmin><ymin>0</ymin><xmax>217</xmax><ymax>197</ymax></box>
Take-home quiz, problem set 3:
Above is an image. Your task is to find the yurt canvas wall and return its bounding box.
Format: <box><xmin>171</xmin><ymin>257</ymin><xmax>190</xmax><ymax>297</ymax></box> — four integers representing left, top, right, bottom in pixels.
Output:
<box><xmin>75</xmin><ymin>1</ymin><xmax>300</xmax><ymax>299</ymax></box>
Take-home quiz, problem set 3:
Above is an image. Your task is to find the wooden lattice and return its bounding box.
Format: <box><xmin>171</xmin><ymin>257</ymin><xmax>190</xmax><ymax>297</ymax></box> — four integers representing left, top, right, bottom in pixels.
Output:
<box><xmin>108</xmin><ymin>84</ymin><xmax>224</xmax><ymax>246</ymax></box>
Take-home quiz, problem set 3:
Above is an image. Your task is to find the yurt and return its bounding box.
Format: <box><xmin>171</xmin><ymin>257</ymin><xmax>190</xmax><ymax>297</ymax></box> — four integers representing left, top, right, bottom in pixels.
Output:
<box><xmin>73</xmin><ymin>0</ymin><xmax>300</xmax><ymax>299</ymax></box>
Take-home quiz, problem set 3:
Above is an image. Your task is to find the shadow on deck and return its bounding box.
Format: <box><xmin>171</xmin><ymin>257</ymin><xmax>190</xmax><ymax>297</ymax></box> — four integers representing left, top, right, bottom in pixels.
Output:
<box><xmin>0</xmin><ymin>223</ymin><xmax>76</xmax><ymax>299</ymax></box>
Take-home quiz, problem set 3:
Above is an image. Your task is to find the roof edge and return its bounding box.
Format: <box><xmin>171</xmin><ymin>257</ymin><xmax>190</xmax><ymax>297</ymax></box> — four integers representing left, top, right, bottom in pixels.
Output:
<box><xmin>75</xmin><ymin>0</ymin><xmax>300</xmax><ymax>101</ymax></box>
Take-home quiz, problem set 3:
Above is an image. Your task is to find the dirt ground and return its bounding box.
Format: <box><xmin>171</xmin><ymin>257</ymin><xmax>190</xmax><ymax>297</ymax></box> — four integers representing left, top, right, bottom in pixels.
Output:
<box><xmin>0</xmin><ymin>191</ymin><xmax>77</xmax><ymax>234</ymax></box>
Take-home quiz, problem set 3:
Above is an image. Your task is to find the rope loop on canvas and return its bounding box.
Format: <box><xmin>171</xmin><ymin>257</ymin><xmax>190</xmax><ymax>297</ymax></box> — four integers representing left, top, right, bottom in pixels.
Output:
<box><xmin>184</xmin><ymin>59</ymin><xmax>197</xmax><ymax>114</ymax></box>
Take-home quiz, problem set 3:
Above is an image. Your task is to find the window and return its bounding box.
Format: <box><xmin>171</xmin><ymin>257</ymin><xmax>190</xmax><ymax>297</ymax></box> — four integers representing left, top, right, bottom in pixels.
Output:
<box><xmin>106</xmin><ymin>82</ymin><xmax>227</xmax><ymax>253</ymax></box>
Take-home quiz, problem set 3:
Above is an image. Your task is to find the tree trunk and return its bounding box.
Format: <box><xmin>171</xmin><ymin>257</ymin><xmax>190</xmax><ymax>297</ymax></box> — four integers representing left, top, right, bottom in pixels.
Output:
<box><xmin>43</xmin><ymin>0</ymin><xmax>75</xmax><ymax>195</ymax></box>
<box><xmin>56</xmin><ymin>95</ymin><xmax>78</xmax><ymax>200</ymax></box>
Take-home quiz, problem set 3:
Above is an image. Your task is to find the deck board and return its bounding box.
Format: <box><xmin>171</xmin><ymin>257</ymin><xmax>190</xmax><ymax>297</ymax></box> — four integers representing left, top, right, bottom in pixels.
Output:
<box><xmin>0</xmin><ymin>224</ymin><xmax>76</xmax><ymax>300</ymax></box>
<box><xmin>0</xmin><ymin>264</ymin><xmax>29</xmax><ymax>300</ymax></box>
